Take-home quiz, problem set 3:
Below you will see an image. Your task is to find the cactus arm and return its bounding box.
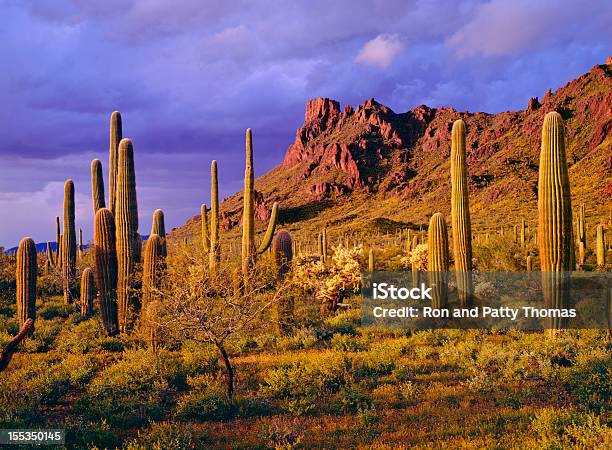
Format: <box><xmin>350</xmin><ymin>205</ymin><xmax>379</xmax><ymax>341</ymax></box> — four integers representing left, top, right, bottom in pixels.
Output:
<box><xmin>256</xmin><ymin>202</ymin><xmax>279</xmax><ymax>255</ymax></box>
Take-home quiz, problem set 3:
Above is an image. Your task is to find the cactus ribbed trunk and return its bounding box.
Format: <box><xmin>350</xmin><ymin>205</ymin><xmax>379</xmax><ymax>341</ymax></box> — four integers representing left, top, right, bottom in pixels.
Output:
<box><xmin>94</xmin><ymin>208</ymin><xmax>118</xmax><ymax>336</ymax></box>
<box><xmin>91</xmin><ymin>159</ymin><xmax>106</xmax><ymax>213</ymax></box>
<box><xmin>210</xmin><ymin>160</ymin><xmax>220</xmax><ymax>271</ymax></box>
<box><xmin>16</xmin><ymin>237</ymin><xmax>37</xmax><ymax>335</ymax></box>
<box><xmin>115</xmin><ymin>138</ymin><xmax>139</xmax><ymax>333</ymax></box>
<box><xmin>450</xmin><ymin>119</ymin><xmax>473</xmax><ymax>306</ymax></box>
<box><xmin>577</xmin><ymin>204</ymin><xmax>586</xmax><ymax>265</ymax></box>
<box><xmin>274</xmin><ymin>231</ymin><xmax>294</xmax><ymax>334</ymax></box>
<box><xmin>368</xmin><ymin>248</ymin><xmax>374</xmax><ymax>272</ymax></box>
<box><xmin>520</xmin><ymin>218</ymin><xmax>526</xmax><ymax>247</ymax></box>
<box><xmin>201</xmin><ymin>204</ymin><xmax>210</xmax><ymax>253</ymax></box>
<box><xmin>79</xmin><ymin>228</ymin><xmax>84</xmax><ymax>259</ymax></box>
<box><xmin>428</xmin><ymin>213</ymin><xmax>449</xmax><ymax>309</ymax></box>
<box><xmin>242</xmin><ymin>130</ymin><xmax>256</xmax><ymax>276</ymax></box>
<box><xmin>526</xmin><ymin>255</ymin><xmax>534</xmax><ymax>272</ymax></box>
<box><xmin>322</xmin><ymin>227</ymin><xmax>328</xmax><ymax>262</ymax></box>
<box><xmin>46</xmin><ymin>241</ymin><xmax>54</xmax><ymax>268</ymax></box>
<box><xmin>62</xmin><ymin>180</ymin><xmax>77</xmax><ymax>304</ymax></box>
<box><xmin>80</xmin><ymin>267</ymin><xmax>95</xmax><ymax>317</ymax></box>
<box><xmin>151</xmin><ymin>209</ymin><xmax>167</xmax><ymax>257</ymax></box>
<box><xmin>108</xmin><ymin>111</ymin><xmax>122</xmax><ymax>217</ymax></box>
<box><xmin>55</xmin><ymin>216</ymin><xmax>61</xmax><ymax>265</ymax></box>
<box><xmin>142</xmin><ymin>234</ymin><xmax>164</xmax><ymax>351</ymax></box>
<box><xmin>537</xmin><ymin>112</ymin><xmax>573</xmax><ymax>335</ymax></box>
<box><xmin>596</xmin><ymin>224</ymin><xmax>605</xmax><ymax>267</ymax></box>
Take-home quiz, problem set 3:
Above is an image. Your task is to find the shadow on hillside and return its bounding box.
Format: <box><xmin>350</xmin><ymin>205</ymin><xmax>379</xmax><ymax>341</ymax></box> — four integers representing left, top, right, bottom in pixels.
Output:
<box><xmin>279</xmin><ymin>200</ymin><xmax>334</xmax><ymax>224</ymax></box>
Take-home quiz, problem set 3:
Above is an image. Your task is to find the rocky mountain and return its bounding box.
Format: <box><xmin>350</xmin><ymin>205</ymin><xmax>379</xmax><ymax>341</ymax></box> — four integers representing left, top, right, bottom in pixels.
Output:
<box><xmin>173</xmin><ymin>58</ymin><xmax>612</xmax><ymax>242</ymax></box>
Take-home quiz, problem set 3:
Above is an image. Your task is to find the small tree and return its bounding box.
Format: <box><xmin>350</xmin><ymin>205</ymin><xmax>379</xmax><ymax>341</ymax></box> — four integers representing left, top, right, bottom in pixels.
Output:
<box><xmin>154</xmin><ymin>247</ymin><xmax>285</xmax><ymax>398</ymax></box>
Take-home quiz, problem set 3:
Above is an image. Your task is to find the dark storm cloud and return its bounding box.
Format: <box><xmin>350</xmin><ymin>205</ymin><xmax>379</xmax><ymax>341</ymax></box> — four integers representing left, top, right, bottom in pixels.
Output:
<box><xmin>0</xmin><ymin>0</ymin><xmax>609</xmax><ymax>246</ymax></box>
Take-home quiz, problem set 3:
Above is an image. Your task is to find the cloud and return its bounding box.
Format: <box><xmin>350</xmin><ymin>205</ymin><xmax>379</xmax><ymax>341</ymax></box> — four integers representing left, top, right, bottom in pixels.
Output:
<box><xmin>355</xmin><ymin>34</ymin><xmax>403</xmax><ymax>69</ymax></box>
<box><xmin>447</xmin><ymin>0</ymin><xmax>609</xmax><ymax>58</ymax></box>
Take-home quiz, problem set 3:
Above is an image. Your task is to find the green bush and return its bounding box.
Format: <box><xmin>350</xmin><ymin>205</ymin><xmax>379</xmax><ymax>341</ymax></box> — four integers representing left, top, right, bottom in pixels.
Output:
<box><xmin>79</xmin><ymin>350</ymin><xmax>183</xmax><ymax>427</ymax></box>
<box><xmin>529</xmin><ymin>408</ymin><xmax>610</xmax><ymax>449</ymax></box>
<box><xmin>330</xmin><ymin>333</ymin><xmax>368</xmax><ymax>352</ymax></box>
<box><xmin>174</xmin><ymin>374</ymin><xmax>233</xmax><ymax>420</ymax></box>
<box><xmin>124</xmin><ymin>421</ymin><xmax>202</xmax><ymax>450</ymax></box>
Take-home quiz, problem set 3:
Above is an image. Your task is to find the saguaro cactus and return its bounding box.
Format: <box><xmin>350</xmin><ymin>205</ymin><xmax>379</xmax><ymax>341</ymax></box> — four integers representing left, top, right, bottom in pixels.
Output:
<box><xmin>274</xmin><ymin>230</ymin><xmax>293</xmax><ymax>281</ymax></box>
<box><xmin>91</xmin><ymin>159</ymin><xmax>106</xmax><ymax>213</ymax></box>
<box><xmin>62</xmin><ymin>180</ymin><xmax>77</xmax><ymax>303</ymax></box>
<box><xmin>274</xmin><ymin>230</ymin><xmax>293</xmax><ymax>334</ymax></box>
<box><xmin>596</xmin><ymin>224</ymin><xmax>606</xmax><ymax>267</ymax></box>
<box><xmin>526</xmin><ymin>255</ymin><xmax>534</xmax><ymax>272</ymax></box>
<box><xmin>80</xmin><ymin>268</ymin><xmax>95</xmax><ymax>317</ymax></box>
<box><xmin>79</xmin><ymin>228</ymin><xmax>84</xmax><ymax>259</ymax></box>
<box><xmin>141</xmin><ymin>234</ymin><xmax>165</xmax><ymax>350</ymax></box>
<box><xmin>322</xmin><ymin>227</ymin><xmax>328</xmax><ymax>262</ymax></box>
<box><xmin>151</xmin><ymin>209</ymin><xmax>167</xmax><ymax>257</ymax></box>
<box><xmin>428</xmin><ymin>213</ymin><xmax>449</xmax><ymax>309</ymax></box>
<box><xmin>94</xmin><ymin>208</ymin><xmax>118</xmax><ymax>336</ymax></box>
<box><xmin>201</xmin><ymin>204</ymin><xmax>210</xmax><ymax>252</ymax></box>
<box><xmin>241</xmin><ymin>129</ymin><xmax>279</xmax><ymax>275</ymax></box>
<box><xmin>115</xmin><ymin>138</ymin><xmax>139</xmax><ymax>332</ymax></box>
<box><xmin>108</xmin><ymin>111</ymin><xmax>122</xmax><ymax>216</ymax></box>
<box><xmin>210</xmin><ymin>160</ymin><xmax>220</xmax><ymax>271</ymax></box>
<box><xmin>538</xmin><ymin>111</ymin><xmax>573</xmax><ymax>334</ymax></box>
<box><xmin>577</xmin><ymin>204</ymin><xmax>587</xmax><ymax>265</ymax></box>
<box><xmin>520</xmin><ymin>218</ymin><xmax>526</xmax><ymax>247</ymax></box>
<box><xmin>16</xmin><ymin>237</ymin><xmax>37</xmax><ymax>335</ymax></box>
<box><xmin>450</xmin><ymin>119</ymin><xmax>473</xmax><ymax>306</ymax></box>
<box><xmin>368</xmin><ymin>248</ymin><xmax>375</xmax><ymax>272</ymax></box>
<box><xmin>46</xmin><ymin>241</ymin><xmax>54</xmax><ymax>268</ymax></box>
<box><xmin>55</xmin><ymin>216</ymin><xmax>61</xmax><ymax>265</ymax></box>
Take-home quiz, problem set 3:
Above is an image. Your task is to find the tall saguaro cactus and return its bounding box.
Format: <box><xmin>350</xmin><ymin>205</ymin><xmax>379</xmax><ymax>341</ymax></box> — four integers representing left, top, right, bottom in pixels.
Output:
<box><xmin>80</xmin><ymin>268</ymin><xmax>95</xmax><ymax>317</ymax></box>
<box><xmin>108</xmin><ymin>111</ymin><xmax>122</xmax><ymax>216</ymax></box>
<box><xmin>210</xmin><ymin>160</ymin><xmax>220</xmax><ymax>271</ymax></box>
<box><xmin>79</xmin><ymin>228</ymin><xmax>84</xmax><ymax>259</ymax></box>
<box><xmin>274</xmin><ymin>230</ymin><xmax>294</xmax><ymax>334</ymax></box>
<box><xmin>62</xmin><ymin>180</ymin><xmax>77</xmax><ymax>303</ymax></box>
<box><xmin>141</xmin><ymin>234</ymin><xmax>165</xmax><ymax>350</ymax></box>
<box><xmin>115</xmin><ymin>138</ymin><xmax>139</xmax><ymax>332</ymax></box>
<box><xmin>241</xmin><ymin>129</ymin><xmax>279</xmax><ymax>276</ymax></box>
<box><xmin>16</xmin><ymin>237</ymin><xmax>37</xmax><ymax>335</ymax></box>
<box><xmin>91</xmin><ymin>159</ymin><xmax>106</xmax><ymax>213</ymax></box>
<box><xmin>577</xmin><ymin>204</ymin><xmax>587</xmax><ymax>265</ymax></box>
<box><xmin>94</xmin><ymin>208</ymin><xmax>118</xmax><ymax>336</ymax></box>
<box><xmin>538</xmin><ymin>111</ymin><xmax>573</xmax><ymax>334</ymax></box>
<box><xmin>428</xmin><ymin>213</ymin><xmax>449</xmax><ymax>309</ymax></box>
<box><xmin>151</xmin><ymin>209</ymin><xmax>167</xmax><ymax>257</ymax></box>
<box><xmin>450</xmin><ymin>119</ymin><xmax>473</xmax><ymax>306</ymax></box>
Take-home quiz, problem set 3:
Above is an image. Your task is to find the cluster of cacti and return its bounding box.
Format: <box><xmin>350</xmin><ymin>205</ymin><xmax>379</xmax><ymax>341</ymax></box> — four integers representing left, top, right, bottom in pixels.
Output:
<box><xmin>537</xmin><ymin>111</ymin><xmax>573</xmax><ymax>335</ymax></box>
<box><xmin>16</xmin><ymin>237</ymin><xmax>37</xmax><ymax>335</ymax></box>
<box><xmin>241</xmin><ymin>129</ymin><xmax>279</xmax><ymax>277</ymax></box>
<box><xmin>80</xmin><ymin>268</ymin><xmax>95</xmax><ymax>317</ymax></box>
<box><xmin>141</xmin><ymin>233</ymin><xmax>165</xmax><ymax>350</ymax></box>
<box><xmin>450</xmin><ymin>119</ymin><xmax>473</xmax><ymax>306</ymax></box>
<box><xmin>62</xmin><ymin>180</ymin><xmax>77</xmax><ymax>303</ymax></box>
<box><xmin>115</xmin><ymin>138</ymin><xmax>139</xmax><ymax>332</ymax></box>
<box><xmin>428</xmin><ymin>213</ymin><xmax>449</xmax><ymax>309</ymax></box>
<box><xmin>94</xmin><ymin>208</ymin><xmax>119</xmax><ymax>335</ymax></box>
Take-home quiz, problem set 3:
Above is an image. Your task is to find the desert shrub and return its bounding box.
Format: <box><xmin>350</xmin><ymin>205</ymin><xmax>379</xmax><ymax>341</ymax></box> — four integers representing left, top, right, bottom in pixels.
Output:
<box><xmin>79</xmin><ymin>350</ymin><xmax>183</xmax><ymax>427</ymax></box>
<box><xmin>562</xmin><ymin>350</ymin><xmax>611</xmax><ymax>413</ymax></box>
<box><xmin>55</xmin><ymin>318</ymin><xmax>105</xmax><ymax>354</ymax></box>
<box><xmin>371</xmin><ymin>383</ymin><xmax>402</xmax><ymax>408</ymax></box>
<box><xmin>260</xmin><ymin>416</ymin><xmax>305</xmax><ymax>449</ymax></box>
<box><xmin>123</xmin><ymin>421</ymin><xmax>202</xmax><ymax>450</ymax></box>
<box><xmin>64</xmin><ymin>419</ymin><xmax>120</xmax><ymax>449</ymax></box>
<box><xmin>330</xmin><ymin>333</ymin><xmax>368</xmax><ymax>352</ymax></box>
<box><xmin>276</xmin><ymin>326</ymin><xmax>319</xmax><ymax>351</ymax></box>
<box><xmin>21</xmin><ymin>319</ymin><xmax>63</xmax><ymax>352</ymax></box>
<box><xmin>332</xmin><ymin>381</ymin><xmax>372</xmax><ymax>414</ymax></box>
<box><xmin>174</xmin><ymin>374</ymin><xmax>233</xmax><ymax>420</ymax></box>
<box><xmin>529</xmin><ymin>408</ymin><xmax>610</xmax><ymax>449</ymax></box>
<box><xmin>399</xmin><ymin>381</ymin><xmax>423</xmax><ymax>405</ymax></box>
<box><xmin>353</xmin><ymin>337</ymin><xmax>409</xmax><ymax>377</ymax></box>
<box><xmin>180</xmin><ymin>341</ymin><xmax>219</xmax><ymax>376</ymax></box>
<box><xmin>324</xmin><ymin>309</ymin><xmax>360</xmax><ymax>335</ymax></box>
<box><xmin>462</xmin><ymin>371</ymin><xmax>495</xmax><ymax>394</ymax></box>
<box><xmin>261</xmin><ymin>353</ymin><xmax>351</xmax><ymax>415</ymax></box>
<box><xmin>473</xmin><ymin>234</ymin><xmax>533</xmax><ymax>271</ymax></box>
<box><xmin>38</xmin><ymin>299</ymin><xmax>75</xmax><ymax>319</ymax></box>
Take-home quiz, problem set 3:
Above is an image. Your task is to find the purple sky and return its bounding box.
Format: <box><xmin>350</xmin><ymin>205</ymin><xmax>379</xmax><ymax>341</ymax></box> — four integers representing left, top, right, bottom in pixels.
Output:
<box><xmin>0</xmin><ymin>0</ymin><xmax>609</xmax><ymax>248</ymax></box>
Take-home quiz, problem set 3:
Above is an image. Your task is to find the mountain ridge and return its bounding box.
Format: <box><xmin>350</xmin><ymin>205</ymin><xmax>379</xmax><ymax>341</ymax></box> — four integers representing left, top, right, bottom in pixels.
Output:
<box><xmin>172</xmin><ymin>59</ymin><xmax>612</xmax><ymax>242</ymax></box>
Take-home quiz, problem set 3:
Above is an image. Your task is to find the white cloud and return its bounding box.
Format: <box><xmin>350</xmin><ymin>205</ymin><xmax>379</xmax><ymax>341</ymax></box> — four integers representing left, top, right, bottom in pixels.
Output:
<box><xmin>355</xmin><ymin>34</ymin><xmax>403</xmax><ymax>69</ymax></box>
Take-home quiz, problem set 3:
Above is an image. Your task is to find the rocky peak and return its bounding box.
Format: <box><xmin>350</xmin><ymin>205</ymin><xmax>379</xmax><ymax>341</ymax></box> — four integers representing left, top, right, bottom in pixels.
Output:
<box><xmin>304</xmin><ymin>98</ymin><xmax>341</xmax><ymax>125</ymax></box>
